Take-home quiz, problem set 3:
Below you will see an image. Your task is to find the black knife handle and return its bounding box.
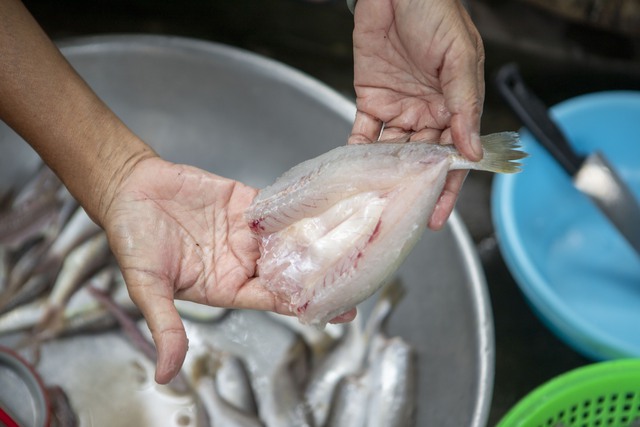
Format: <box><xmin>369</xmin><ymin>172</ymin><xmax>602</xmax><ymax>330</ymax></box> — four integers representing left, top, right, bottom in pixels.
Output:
<box><xmin>495</xmin><ymin>63</ymin><xmax>585</xmax><ymax>176</ymax></box>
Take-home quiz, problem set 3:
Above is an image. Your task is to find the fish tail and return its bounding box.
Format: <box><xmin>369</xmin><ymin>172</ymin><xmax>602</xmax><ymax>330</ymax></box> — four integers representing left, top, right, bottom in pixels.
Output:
<box><xmin>467</xmin><ymin>132</ymin><xmax>528</xmax><ymax>174</ymax></box>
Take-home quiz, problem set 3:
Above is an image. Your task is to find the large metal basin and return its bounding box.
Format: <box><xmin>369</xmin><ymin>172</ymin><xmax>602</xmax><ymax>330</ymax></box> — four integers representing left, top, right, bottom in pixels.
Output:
<box><xmin>0</xmin><ymin>35</ymin><xmax>494</xmax><ymax>427</ymax></box>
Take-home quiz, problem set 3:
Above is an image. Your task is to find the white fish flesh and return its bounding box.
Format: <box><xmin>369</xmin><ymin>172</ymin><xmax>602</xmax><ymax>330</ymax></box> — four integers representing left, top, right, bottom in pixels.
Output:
<box><xmin>246</xmin><ymin>132</ymin><xmax>525</xmax><ymax>325</ymax></box>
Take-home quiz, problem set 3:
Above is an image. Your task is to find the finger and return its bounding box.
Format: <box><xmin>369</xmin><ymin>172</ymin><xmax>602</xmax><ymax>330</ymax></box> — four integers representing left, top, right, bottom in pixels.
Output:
<box><xmin>378</xmin><ymin>126</ymin><xmax>412</xmax><ymax>143</ymax></box>
<box><xmin>349</xmin><ymin>110</ymin><xmax>383</xmax><ymax>144</ymax></box>
<box><xmin>448</xmin><ymin>95</ymin><xmax>483</xmax><ymax>162</ymax></box>
<box><xmin>227</xmin><ymin>277</ymin><xmax>294</xmax><ymax>315</ymax></box>
<box><xmin>428</xmin><ymin>170</ymin><xmax>467</xmax><ymax>230</ymax></box>
<box><xmin>231</xmin><ymin>279</ymin><xmax>358</xmax><ymax>324</ymax></box>
<box><xmin>408</xmin><ymin>128</ymin><xmax>443</xmax><ymax>143</ymax></box>
<box><xmin>442</xmin><ymin>36</ymin><xmax>485</xmax><ymax>161</ymax></box>
<box><xmin>329</xmin><ymin>308</ymin><xmax>357</xmax><ymax>323</ymax></box>
<box><xmin>125</xmin><ymin>272</ymin><xmax>189</xmax><ymax>384</ymax></box>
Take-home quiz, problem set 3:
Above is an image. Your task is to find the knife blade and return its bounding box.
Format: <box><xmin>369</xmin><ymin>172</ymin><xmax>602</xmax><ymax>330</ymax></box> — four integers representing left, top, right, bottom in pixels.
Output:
<box><xmin>495</xmin><ymin>63</ymin><xmax>640</xmax><ymax>257</ymax></box>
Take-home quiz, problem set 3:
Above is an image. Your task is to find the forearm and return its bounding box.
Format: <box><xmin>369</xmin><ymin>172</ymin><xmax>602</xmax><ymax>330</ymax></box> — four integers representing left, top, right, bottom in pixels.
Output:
<box><xmin>0</xmin><ymin>0</ymin><xmax>156</xmax><ymax>226</ymax></box>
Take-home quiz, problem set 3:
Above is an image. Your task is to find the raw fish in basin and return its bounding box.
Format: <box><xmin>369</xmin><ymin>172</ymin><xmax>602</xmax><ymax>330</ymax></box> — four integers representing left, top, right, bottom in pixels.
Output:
<box><xmin>246</xmin><ymin>132</ymin><xmax>526</xmax><ymax>326</ymax></box>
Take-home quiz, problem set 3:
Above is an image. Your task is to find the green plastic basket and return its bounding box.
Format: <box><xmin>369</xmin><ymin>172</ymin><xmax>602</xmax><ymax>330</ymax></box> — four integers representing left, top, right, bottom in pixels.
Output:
<box><xmin>498</xmin><ymin>359</ymin><xmax>640</xmax><ymax>427</ymax></box>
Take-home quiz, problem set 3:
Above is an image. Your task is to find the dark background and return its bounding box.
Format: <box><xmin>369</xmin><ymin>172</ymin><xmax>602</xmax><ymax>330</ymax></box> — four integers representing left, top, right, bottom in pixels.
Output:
<box><xmin>20</xmin><ymin>0</ymin><xmax>640</xmax><ymax>424</ymax></box>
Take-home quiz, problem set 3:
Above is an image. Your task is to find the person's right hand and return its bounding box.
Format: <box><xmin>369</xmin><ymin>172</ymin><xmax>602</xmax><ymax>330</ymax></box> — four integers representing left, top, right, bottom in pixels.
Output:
<box><xmin>349</xmin><ymin>0</ymin><xmax>486</xmax><ymax>230</ymax></box>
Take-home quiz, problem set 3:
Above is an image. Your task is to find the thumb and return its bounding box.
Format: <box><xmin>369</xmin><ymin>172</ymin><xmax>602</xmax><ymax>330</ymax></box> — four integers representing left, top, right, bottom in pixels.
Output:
<box><xmin>124</xmin><ymin>271</ymin><xmax>189</xmax><ymax>384</ymax></box>
<box><xmin>348</xmin><ymin>110</ymin><xmax>383</xmax><ymax>144</ymax></box>
<box><xmin>444</xmin><ymin>69</ymin><xmax>484</xmax><ymax>161</ymax></box>
<box><xmin>441</xmin><ymin>25</ymin><xmax>485</xmax><ymax>161</ymax></box>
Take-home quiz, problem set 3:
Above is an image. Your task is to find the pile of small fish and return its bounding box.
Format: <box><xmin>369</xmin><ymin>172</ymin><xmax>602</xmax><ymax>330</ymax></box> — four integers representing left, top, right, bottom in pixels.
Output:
<box><xmin>183</xmin><ymin>281</ymin><xmax>416</xmax><ymax>427</ymax></box>
<box><xmin>0</xmin><ymin>163</ymin><xmax>418</xmax><ymax>427</ymax></box>
<box><xmin>0</xmin><ymin>164</ymin><xmax>128</xmax><ymax>341</ymax></box>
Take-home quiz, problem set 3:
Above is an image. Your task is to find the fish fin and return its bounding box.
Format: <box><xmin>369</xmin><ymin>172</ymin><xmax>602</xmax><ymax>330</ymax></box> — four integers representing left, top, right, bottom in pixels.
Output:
<box><xmin>376</xmin><ymin>277</ymin><xmax>406</xmax><ymax>310</ymax></box>
<box><xmin>30</xmin><ymin>303</ymin><xmax>66</xmax><ymax>342</ymax></box>
<box><xmin>475</xmin><ymin>132</ymin><xmax>528</xmax><ymax>174</ymax></box>
<box><xmin>363</xmin><ymin>277</ymin><xmax>406</xmax><ymax>340</ymax></box>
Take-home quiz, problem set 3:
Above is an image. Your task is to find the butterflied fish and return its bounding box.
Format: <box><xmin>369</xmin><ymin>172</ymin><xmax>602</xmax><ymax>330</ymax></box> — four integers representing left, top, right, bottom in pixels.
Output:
<box><xmin>246</xmin><ymin>132</ymin><xmax>526</xmax><ymax>326</ymax></box>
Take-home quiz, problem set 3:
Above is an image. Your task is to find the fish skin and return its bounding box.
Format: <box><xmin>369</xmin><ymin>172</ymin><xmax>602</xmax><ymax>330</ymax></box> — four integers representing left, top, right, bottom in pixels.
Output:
<box><xmin>0</xmin><ymin>190</ymin><xmax>61</xmax><ymax>247</ymax></box>
<box><xmin>0</xmin><ymin>166</ymin><xmax>64</xmax><ymax>248</ymax></box>
<box><xmin>324</xmin><ymin>325</ymin><xmax>416</xmax><ymax>427</ymax></box>
<box><xmin>303</xmin><ymin>280</ymin><xmax>402</xmax><ymax>427</ymax></box>
<box><xmin>196</xmin><ymin>376</ymin><xmax>264</xmax><ymax>427</ymax></box>
<box><xmin>246</xmin><ymin>133</ymin><xmax>525</xmax><ymax>326</ymax></box>
<box><xmin>1</xmin><ymin>239</ymin><xmax>51</xmax><ymax>311</ymax></box>
<box><xmin>0</xmin><ymin>266</ymin><xmax>126</xmax><ymax>337</ymax></box>
<box><xmin>0</xmin><ymin>266</ymin><xmax>119</xmax><ymax>336</ymax></box>
<box><xmin>33</xmin><ymin>233</ymin><xmax>110</xmax><ymax>331</ymax></box>
<box><xmin>324</xmin><ymin>336</ymin><xmax>415</xmax><ymax>427</ymax></box>
<box><xmin>0</xmin><ymin>273</ymin><xmax>50</xmax><ymax>315</ymax></box>
<box><xmin>55</xmin><ymin>272</ymin><xmax>138</xmax><ymax>337</ymax></box>
<box><xmin>259</xmin><ymin>336</ymin><xmax>316</xmax><ymax>427</ymax></box>
<box><xmin>0</xmin><ymin>293</ymin><xmax>48</xmax><ymax>334</ymax></box>
<box><xmin>0</xmin><ymin>246</ymin><xmax>8</xmax><ymax>295</ymax></box>
<box><xmin>46</xmin><ymin>386</ymin><xmax>79</xmax><ymax>427</ymax></box>
<box><xmin>264</xmin><ymin>311</ymin><xmax>345</xmax><ymax>362</ymax></box>
<box><xmin>0</xmin><ymin>194</ymin><xmax>81</xmax><ymax>309</ymax></box>
<box><xmin>365</xmin><ymin>335</ymin><xmax>417</xmax><ymax>427</ymax></box>
<box><xmin>303</xmin><ymin>318</ymin><xmax>365</xmax><ymax>427</ymax></box>
<box><xmin>213</xmin><ymin>352</ymin><xmax>259</xmax><ymax>416</ymax></box>
<box><xmin>324</xmin><ymin>372</ymin><xmax>370</xmax><ymax>427</ymax></box>
<box><xmin>11</xmin><ymin>164</ymin><xmax>61</xmax><ymax>207</ymax></box>
<box><xmin>48</xmin><ymin>234</ymin><xmax>110</xmax><ymax>304</ymax></box>
<box><xmin>34</xmin><ymin>206</ymin><xmax>102</xmax><ymax>277</ymax></box>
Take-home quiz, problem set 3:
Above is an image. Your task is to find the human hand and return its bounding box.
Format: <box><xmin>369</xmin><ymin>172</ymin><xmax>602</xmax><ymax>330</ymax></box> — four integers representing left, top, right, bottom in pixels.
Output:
<box><xmin>101</xmin><ymin>156</ymin><xmax>288</xmax><ymax>384</ymax></box>
<box><xmin>349</xmin><ymin>0</ymin><xmax>485</xmax><ymax>229</ymax></box>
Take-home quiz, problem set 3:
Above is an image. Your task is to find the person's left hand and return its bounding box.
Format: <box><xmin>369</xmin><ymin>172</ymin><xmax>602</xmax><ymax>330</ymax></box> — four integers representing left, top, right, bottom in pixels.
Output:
<box><xmin>349</xmin><ymin>0</ymin><xmax>485</xmax><ymax>230</ymax></box>
<box><xmin>101</xmin><ymin>156</ymin><xmax>287</xmax><ymax>384</ymax></box>
<box><xmin>101</xmin><ymin>156</ymin><xmax>357</xmax><ymax>384</ymax></box>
